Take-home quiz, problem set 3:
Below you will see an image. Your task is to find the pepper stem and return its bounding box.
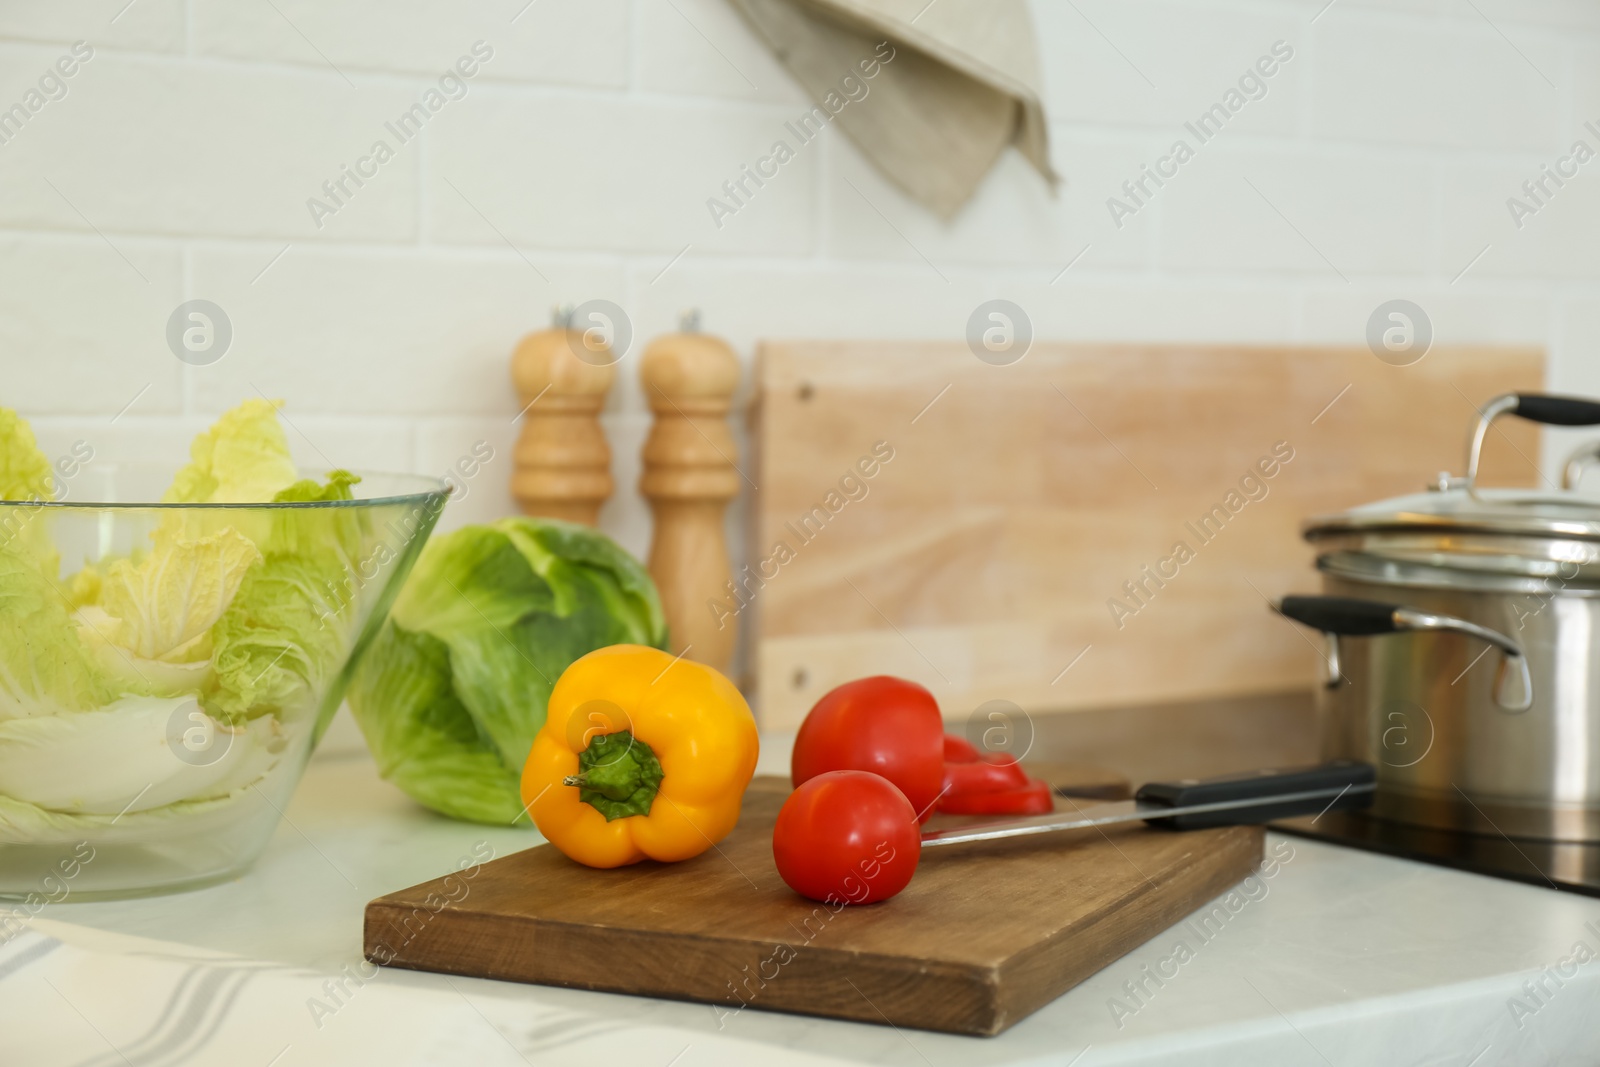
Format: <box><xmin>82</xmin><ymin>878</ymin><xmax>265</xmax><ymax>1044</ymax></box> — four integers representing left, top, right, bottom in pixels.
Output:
<box><xmin>567</xmin><ymin>731</ymin><xmax>663</xmax><ymax>822</ymax></box>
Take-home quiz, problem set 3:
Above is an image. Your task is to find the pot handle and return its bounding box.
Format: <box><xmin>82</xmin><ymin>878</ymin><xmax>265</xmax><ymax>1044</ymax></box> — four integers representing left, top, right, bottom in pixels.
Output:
<box><xmin>1272</xmin><ymin>595</ymin><xmax>1534</xmax><ymax>713</ymax></box>
<box><xmin>1467</xmin><ymin>392</ymin><xmax>1600</xmax><ymax>494</ymax></box>
<box><xmin>1562</xmin><ymin>440</ymin><xmax>1600</xmax><ymax>490</ymax></box>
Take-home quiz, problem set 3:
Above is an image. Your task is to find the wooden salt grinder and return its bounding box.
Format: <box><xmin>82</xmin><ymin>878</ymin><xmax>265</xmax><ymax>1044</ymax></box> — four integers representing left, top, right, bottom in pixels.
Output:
<box><xmin>509</xmin><ymin>306</ymin><xmax>616</xmax><ymax>525</ymax></box>
<box><xmin>639</xmin><ymin>312</ymin><xmax>741</xmax><ymax>671</ymax></box>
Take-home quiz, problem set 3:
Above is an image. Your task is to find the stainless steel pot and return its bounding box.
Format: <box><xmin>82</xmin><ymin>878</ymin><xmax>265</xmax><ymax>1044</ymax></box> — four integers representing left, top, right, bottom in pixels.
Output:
<box><xmin>1276</xmin><ymin>392</ymin><xmax>1600</xmax><ymax>843</ymax></box>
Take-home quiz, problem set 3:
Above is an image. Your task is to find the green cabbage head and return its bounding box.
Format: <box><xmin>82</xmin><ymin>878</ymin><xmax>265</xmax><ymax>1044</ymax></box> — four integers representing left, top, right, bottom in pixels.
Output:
<box><xmin>347</xmin><ymin>517</ymin><xmax>668</xmax><ymax>824</ymax></box>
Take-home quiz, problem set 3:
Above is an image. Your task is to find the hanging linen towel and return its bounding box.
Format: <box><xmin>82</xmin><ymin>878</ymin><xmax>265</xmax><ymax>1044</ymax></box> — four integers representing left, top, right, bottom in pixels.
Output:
<box><xmin>727</xmin><ymin>0</ymin><xmax>1057</xmax><ymax>219</ymax></box>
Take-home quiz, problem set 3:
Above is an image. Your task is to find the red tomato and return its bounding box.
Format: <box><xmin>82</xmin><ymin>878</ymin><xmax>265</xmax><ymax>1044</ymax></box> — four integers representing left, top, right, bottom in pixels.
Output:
<box><xmin>943</xmin><ymin>733</ymin><xmax>980</xmax><ymax>763</ymax></box>
<box><xmin>937</xmin><ymin>778</ymin><xmax>1055</xmax><ymax>816</ymax></box>
<box><xmin>792</xmin><ymin>676</ymin><xmax>945</xmax><ymax>822</ymax></box>
<box><xmin>772</xmin><ymin>770</ymin><xmax>921</xmax><ymax>905</ymax></box>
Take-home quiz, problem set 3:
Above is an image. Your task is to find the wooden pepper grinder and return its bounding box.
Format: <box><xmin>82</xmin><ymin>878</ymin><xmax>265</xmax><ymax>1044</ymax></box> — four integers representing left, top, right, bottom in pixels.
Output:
<box><xmin>510</xmin><ymin>305</ymin><xmax>616</xmax><ymax>525</ymax></box>
<box><xmin>640</xmin><ymin>311</ymin><xmax>741</xmax><ymax>671</ymax></box>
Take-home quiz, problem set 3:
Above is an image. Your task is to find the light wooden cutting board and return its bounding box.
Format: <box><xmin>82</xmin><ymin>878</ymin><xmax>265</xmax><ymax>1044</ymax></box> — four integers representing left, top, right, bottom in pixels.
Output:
<box><xmin>745</xmin><ymin>342</ymin><xmax>1543</xmax><ymax>729</ymax></box>
<box><xmin>366</xmin><ymin>776</ymin><xmax>1261</xmax><ymax>1036</ymax></box>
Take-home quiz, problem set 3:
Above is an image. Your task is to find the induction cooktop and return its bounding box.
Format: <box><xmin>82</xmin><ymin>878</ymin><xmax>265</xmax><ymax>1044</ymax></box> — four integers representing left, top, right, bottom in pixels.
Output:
<box><xmin>1273</xmin><ymin>811</ymin><xmax>1600</xmax><ymax>898</ymax></box>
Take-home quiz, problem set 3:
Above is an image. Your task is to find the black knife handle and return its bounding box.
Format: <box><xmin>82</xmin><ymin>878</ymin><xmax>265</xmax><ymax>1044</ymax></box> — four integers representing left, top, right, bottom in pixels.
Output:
<box><xmin>1136</xmin><ymin>760</ymin><xmax>1376</xmax><ymax>830</ymax></box>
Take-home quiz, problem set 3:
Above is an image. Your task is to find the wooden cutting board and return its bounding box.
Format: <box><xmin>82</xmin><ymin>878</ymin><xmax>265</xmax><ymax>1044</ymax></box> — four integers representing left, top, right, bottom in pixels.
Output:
<box><xmin>365</xmin><ymin>776</ymin><xmax>1263</xmax><ymax>1036</ymax></box>
<box><xmin>746</xmin><ymin>341</ymin><xmax>1543</xmax><ymax>728</ymax></box>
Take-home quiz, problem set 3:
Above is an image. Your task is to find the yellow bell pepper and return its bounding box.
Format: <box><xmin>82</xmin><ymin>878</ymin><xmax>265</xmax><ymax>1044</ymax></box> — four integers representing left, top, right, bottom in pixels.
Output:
<box><xmin>521</xmin><ymin>644</ymin><xmax>759</xmax><ymax>868</ymax></box>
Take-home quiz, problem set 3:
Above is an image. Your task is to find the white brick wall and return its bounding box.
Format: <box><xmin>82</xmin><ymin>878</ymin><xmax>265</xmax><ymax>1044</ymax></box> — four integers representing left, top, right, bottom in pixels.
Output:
<box><xmin>3</xmin><ymin>0</ymin><xmax>1596</xmax><ymax>599</ymax></box>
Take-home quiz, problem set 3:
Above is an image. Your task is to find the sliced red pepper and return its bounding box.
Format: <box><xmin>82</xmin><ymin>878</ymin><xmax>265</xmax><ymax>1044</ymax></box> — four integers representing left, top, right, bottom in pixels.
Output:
<box><xmin>937</xmin><ymin>778</ymin><xmax>1054</xmax><ymax>816</ymax></box>
<box><xmin>942</xmin><ymin>754</ymin><xmax>1029</xmax><ymax>797</ymax></box>
<box><xmin>943</xmin><ymin>734</ymin><xmax>980</xmax><ymax>763</ymax></box>
<box><xmin>937</xmin><ymin>737</ymin><xmax>1049</xmax><ymax>815</ymax></box>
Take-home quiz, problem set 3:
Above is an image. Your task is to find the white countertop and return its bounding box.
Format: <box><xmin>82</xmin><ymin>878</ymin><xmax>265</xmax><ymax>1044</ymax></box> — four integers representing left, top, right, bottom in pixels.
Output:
<box><xmin>6</xmin><ymin>727</ymin><xmax>1600</xmax><ymax>1067</ymax></box>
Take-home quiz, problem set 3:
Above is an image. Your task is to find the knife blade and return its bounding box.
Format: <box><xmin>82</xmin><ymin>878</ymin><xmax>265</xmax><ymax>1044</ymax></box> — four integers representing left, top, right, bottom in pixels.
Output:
<box><xmin>921</xmin><ymin>759</ymin><xmax>1376</xmax><ymax>848</ymax></box>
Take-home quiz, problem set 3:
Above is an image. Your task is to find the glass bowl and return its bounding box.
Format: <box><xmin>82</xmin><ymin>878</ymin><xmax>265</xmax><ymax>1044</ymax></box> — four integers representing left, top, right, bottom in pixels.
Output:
<box><xmin>0</xmin><ymin>465</ymin><xmax>446</xmax><ymax>899</ymax></box>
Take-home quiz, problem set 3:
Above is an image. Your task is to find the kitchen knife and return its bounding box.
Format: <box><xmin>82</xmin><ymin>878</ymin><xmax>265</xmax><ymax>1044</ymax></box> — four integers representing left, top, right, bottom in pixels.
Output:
<box><xmin>921</xmin><ymin>760</ymin><xmax>1375</xmax><ymax>847</ymax></box>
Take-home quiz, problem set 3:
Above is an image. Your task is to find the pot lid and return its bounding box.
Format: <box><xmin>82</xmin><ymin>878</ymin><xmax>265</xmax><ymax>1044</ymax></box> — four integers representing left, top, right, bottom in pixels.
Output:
<box><xmin>1305</xmin><ymin>484</ymin><xmax>1600</xmax><ymax>542</ymax></box>
<box><xmin>1304</xmin><ymin>487</ymin><xmax>1600</xmax><ymax>583</ymax></box>
<box><xmin>1303</xmin><ymin>392</ymin><xmax>1600</xmax><ymax>581</ymax></box>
